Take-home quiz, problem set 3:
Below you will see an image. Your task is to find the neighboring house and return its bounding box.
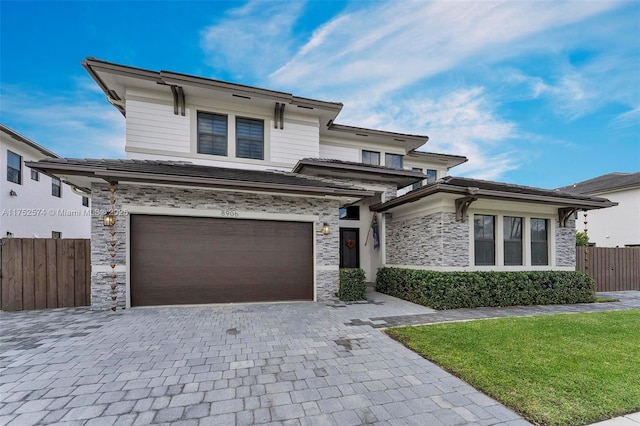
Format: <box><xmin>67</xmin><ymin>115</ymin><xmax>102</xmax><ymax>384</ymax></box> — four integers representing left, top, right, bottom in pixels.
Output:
<box><xmin>27</xmin><ymin>58</ymin><xmax>615</xmax><ymax>310</ymax></box>
<box><xmin>0</xmin><ymin>124</ymin><xmax>91</xmax><ymax>238</ymax></box>
<box><xmin>557</xmin><ymin>172</ymin><xmax>639</xmax><ymax>247</ymax></box>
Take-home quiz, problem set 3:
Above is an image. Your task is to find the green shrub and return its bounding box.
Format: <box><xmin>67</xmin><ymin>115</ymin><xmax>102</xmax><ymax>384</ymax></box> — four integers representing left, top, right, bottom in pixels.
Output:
<box><xmin>339</xmin><ymin>268</ymin><xmax>367</xmax><ymax>301</ymax></box>
<box><xmin>376</xmin><ymin>268</ymin><xmax>596</xmax><ymax>310</ymax></box>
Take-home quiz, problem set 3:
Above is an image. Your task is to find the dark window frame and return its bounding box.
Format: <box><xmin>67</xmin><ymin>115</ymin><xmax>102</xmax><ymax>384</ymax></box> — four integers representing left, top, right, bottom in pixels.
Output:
<box><xmin>503</xmin><ymin>216</ymin><xmax>523</xmax><ymax>266</ymax></box>
<box><xmin>236</xmin><ymin>117</ymin><xmax>264</xmax><ymax>160</ymax></box>
<box><xmin>385</xmin><ymin>153</ymin><xmax>403</xmax><ymax>168</ymax></box>
<box><xmin>82</xmin><ymin>196</ymin><xmax>89</xmax><ymax>207</ymax></box>
<box><xmin>339</xmin><ymin>206</ymin><xmax>360</xmax><ymax>220</ymax></box>
<box><xmin>531</xmin><ymin>218</ymin><xmax>549</xmax><ymax>266</ymax></box>
<box><xmin>31</xmin><ymin>169</ymin><xmax>39</xmax><ymax>181</ymax></box>
<box><xmin>52</xmin><ymin>177</ymin><xmax>62</xmax><ymax>198</ymax></box>
<box><xmin>7</xmin><ymin>150</ymin><xmax>22</xmax><ymax>184</ymax></box>
<box><xmin>197</xmin><ymin>111</ymin><xmax>228</xmax><ymax>156</ymax></box>
<box><xmin>362</xmin><ymin>150</ymin><xmax>380</xmax><ymax>165</ymax></box>
<box><xmin>425</xmin><ymin>169</ymin><xmax>437</xmax><ymax>184</ymax></box>
<box><xmin>474</xmin><ymin>214</ymin><xmax>496</xmax><ymax>266</ymax></box>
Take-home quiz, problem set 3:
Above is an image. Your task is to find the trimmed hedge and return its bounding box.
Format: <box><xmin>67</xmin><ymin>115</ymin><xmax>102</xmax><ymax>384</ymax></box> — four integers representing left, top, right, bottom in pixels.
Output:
<box><xmin>375</xmin><ymin>268</ymin><xmax>596</xmax><ymax>310</ymax></box>
<box><xmin>339</xmin><ymin>268</ymin><xmax>367</xmax><ymax>301</ymax></box>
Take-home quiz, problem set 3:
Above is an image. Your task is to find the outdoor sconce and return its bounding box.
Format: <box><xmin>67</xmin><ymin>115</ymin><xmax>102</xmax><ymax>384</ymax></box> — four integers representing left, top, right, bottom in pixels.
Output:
<box><xmin>6</xmin><ymin>231</ymin><xmax>13</xmax><ymax>238</ymax></box>
<box><xmin>103</xmin><ymin>213</ymin><xmax>116</xmax><ymax>227</ymax></box>
<box><xmin>9</xmin><ymin>190</ymin><xmax>17</xmax><ymax>196</ymax></box>
<box><xmin>321</xmin><ymin>223</ymin><xmax>331</xmax><ymax>235</ymax></box>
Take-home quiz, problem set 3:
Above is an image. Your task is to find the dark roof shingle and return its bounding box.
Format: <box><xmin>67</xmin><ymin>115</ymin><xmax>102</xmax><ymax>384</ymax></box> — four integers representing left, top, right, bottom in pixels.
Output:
<box><xmin>556</xmin><ymin>172</ymin><xmax>640</xmax><ymax>195</ymax></box>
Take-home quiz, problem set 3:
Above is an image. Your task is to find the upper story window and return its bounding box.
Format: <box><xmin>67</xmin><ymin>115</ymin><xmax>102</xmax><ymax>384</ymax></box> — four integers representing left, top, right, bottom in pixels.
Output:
<box><xmin>412</xmin><ymin>167</ymin><xmax>422</xmax><ymax>190</ymax></box>
<box><xmin>385</xmin><ymin>153</ymin><xmax>403</xmax><ymax>168</ymax></box>
<box><xmin>531</xmin><ymin>218</ymin><xmax>549</xmax><ymax>265</ymax></box>
<box><xmin>474</xmin><ymin>214</ymin><xmax>495</xmax><ymax>266</ymax></box>
<box><xmin>31</xmin><ymin>169</ymin><xmax>39</xmax><ymax>181</ymax></box>
<box><xmin>197</xmin><ymin>112</ymin><xmax>228</xmax><ymax>156</ymax></box>
<box><xmin>362</xmin><ymin>150</ymin><xmax>380</xmax><ymax>165</ymax></box>
<box><xmin>236</xmin><ymin>117</ymin><xmax>264</xmax><ymax>160</ymax></box>
<box><xmin>82</xmin><ymin>196</ymin><xmax>89</xmax><ymax>207</ymax></box>
<box><xmin>426</xmin><ymin>169</ymin><xmax>437</xmax><ymax>184</ymax></box>
<box><xmin>504</xmin><ymin>216</ymin><xmax>523</xmax><ymax>266</ymax></box>
<box><xmin>7</xmin><ymin>150</ymin><xmax>21</xmax><ymax>184</ymax></box>
<box><xmin>52</xmin><ymin>177</ymin><xmax>61</xmax><ymax>198</ymax></box>
<box><xmin>339</xmin><ymin>206</ymin><xmax>360</xmax><ymax>220</ymax></box>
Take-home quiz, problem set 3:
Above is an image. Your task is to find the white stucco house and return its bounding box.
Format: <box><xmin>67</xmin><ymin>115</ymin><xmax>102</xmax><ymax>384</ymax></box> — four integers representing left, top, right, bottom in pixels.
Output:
<box><xmin>28</xmin><ymin>58</ymin><xmax>615</xmax><ymax>310</ymax></box>
<box><xmin>1</xmin><ymin>124</ymin><xmax>91</xmax><ymax>239</ymax></box>
<box><xmin>558</xmin><ymin>172</ymin><xmax>639</xmax><ymax>247</ymax></box>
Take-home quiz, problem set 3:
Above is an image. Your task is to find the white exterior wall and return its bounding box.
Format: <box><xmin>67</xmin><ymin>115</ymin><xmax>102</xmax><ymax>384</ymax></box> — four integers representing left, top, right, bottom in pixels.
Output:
<box><xmin>319</xmin><ymin>144</ymin><xmax>359</xmax><ymax>162</ymax></box>
<box><xmin>575</xmin><ymin>187</ymin><xmax>640</xmax><ymax>247</ymax></box>
<box><xmin>271</xmin><ymin>117</ymin><xmax>320</xmax><ymax>164</ymax></box>
<box><xmin>0</xmin><ymin>136</ymin><xmax>91</xmax><ymax>238</ymax></box>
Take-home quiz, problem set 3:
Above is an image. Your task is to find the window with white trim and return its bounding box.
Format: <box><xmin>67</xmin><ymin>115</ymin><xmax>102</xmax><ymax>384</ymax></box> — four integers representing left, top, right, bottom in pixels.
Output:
<box><xmin>362</xmin><ymin>150</ymin><xmax>380</xmax><ymax>165</ymax></box>
<box><xmin>531</xmin><ymin>218</ymin><xmax>549</xmax><ymax>265</ymax></box>
<box><xmin>236</xmin><ymin>117</ymin><xmax>264</xmax><ymax>160</ymax></box>
<box><xmin>197</xmin><ymin>112</ymin><xmax>228</xmax><ymax>156</ymax></box>
<box><xmin>385</xmin><ymin>153</ymin><xmax>403</xmax><ymax>168</ymax></box>
<box><xmin>7</xmin><ymin>151</ymin><xmax>21</xmax><ymax>184</ymax></box>
<box><xmin>474</xmin><ymin>214</ymin><xmax>495</xmax><ymax>266</ymax></box>
<box><xmin>504</xmin><ymin>216</ymin><xmax>523</xmax><ymax>266</ymax></box>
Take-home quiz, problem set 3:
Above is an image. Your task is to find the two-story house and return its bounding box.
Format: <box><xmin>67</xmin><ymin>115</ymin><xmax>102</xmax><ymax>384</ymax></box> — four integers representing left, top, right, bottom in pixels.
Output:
<box><xmin>557</xmin><ymin>172</ymin><xmax>639</xmax><ymax>247</ymax></box>
<box><xmin>28</xmin><ymin>58</ymin><xmax>615</xmax><ymax>310</ymax></box>
<box><xmin>1</xmin><ymin>124</ymin><xmax>91</xmax><ymax>239</ymax></box>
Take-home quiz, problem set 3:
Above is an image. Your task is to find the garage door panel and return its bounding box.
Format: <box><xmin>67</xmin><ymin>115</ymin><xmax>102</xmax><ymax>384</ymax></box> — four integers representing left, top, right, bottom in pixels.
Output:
<box><xmin>130</xmin><ymin>215</ymin><xmax>313</xmax><ymax>306</ymax></box>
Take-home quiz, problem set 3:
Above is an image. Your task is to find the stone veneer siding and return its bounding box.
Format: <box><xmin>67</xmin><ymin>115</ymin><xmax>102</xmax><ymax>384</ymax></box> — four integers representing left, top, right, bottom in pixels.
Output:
<box><xmin>556</xmin><ymin>218</ymin><xmax>576</xmax><ymax>267</ymax></box>
<box><xmin>91</xmin><ymin>183</ymin><xmax>339</xmax><ymax>310</ymax></box>
<box><xmin>386</xmin><ymin>212</ymin><xmax>469</xmax><ymax>267</ymax></box>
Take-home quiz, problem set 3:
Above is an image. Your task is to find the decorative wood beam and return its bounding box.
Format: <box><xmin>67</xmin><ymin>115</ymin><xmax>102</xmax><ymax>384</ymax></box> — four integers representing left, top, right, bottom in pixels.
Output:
<box><xmin>455</xmin><ymin>196</ymin><xmax>477</xmax><ymax>222</ymax></box>
<box><xmin>558</xmin><ymin>207</ymin><xmax>578</xmax><ymax>228</ymax></box>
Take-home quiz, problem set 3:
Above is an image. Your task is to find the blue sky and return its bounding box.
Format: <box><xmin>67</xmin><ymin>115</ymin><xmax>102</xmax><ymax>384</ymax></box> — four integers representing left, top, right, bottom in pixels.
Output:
<box><xmin>1</xmin><ymin>0</ymin><xmax>638</xmax><ymax>189</ymax></box>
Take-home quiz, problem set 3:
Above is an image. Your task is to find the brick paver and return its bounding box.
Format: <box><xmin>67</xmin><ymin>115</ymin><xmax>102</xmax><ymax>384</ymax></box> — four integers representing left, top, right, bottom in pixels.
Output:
<box><xmin>1</xmin><ymin>290</ymin><xmax>638</xmax><ymax>425</ymax></box>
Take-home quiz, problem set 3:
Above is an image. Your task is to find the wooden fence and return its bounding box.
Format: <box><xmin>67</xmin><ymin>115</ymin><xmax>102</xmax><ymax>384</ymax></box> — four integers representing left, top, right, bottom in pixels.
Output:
<box><xmin>576</xmin><ymin>246</ymin><xmax>640</xmax><ymax>292</ymax></box>
<box><xmin>0</xmin><ymin>238</ymin><xmax>91</xmax><ymax>311</ymax></box>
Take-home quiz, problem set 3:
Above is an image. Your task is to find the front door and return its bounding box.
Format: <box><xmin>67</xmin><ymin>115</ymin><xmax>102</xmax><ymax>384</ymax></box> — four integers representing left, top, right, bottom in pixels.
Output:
<box><xmin>340</xmin><ymin>228</ymin><xmax>360</xmax><ymax>268</ymax></box>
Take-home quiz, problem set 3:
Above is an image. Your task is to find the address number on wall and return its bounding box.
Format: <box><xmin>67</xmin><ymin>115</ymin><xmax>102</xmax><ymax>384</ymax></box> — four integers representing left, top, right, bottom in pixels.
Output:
<box><xmin>220</xmin><ymin>210</ymin><xmax>240</xmax><ymax>218</ymax></box>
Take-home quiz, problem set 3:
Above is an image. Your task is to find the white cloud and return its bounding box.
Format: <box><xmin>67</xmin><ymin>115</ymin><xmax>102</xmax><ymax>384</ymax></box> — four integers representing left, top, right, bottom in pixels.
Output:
<box><xmin>612</xmin><ymin>107</ymin><xmax>640</xmax><ymax>129</ymax></box>
<box><xmin>200</xmin><ymin>1</ymin><xmax>306</xmax><ymax>80</ymax></box>
<box><xmin>0</xmin><ymin>85</ymin><xmax>125</xmax><ymax>158</ymax></box>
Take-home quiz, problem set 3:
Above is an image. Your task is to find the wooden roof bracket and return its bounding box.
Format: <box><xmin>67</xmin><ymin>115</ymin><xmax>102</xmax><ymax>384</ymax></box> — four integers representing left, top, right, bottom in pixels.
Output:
<box><xmin>558</xmin><ymin>207</ymin><xmax>579</xmax><ymax>228</ymax></box>
<box><xmin>455</xmin><ymin>196</ymin><xmax>477</xmax><ymax>222</ymax></box>
<box><xmin>274</xmin><ymin>102</ymin><xmax>285</xmax><ymax>129</ymax></box>
<box><xmin>170</xmin><ymin>85</ymin><xmax>186</xmax><ymax>116</ymax></box>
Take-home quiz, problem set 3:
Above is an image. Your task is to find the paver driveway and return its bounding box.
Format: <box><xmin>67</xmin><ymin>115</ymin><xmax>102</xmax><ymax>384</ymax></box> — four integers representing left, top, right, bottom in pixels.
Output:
<box><xmin>0</xmin><ymin>292</ymin><xmax>530</xmax><ymax>426</ymax></box>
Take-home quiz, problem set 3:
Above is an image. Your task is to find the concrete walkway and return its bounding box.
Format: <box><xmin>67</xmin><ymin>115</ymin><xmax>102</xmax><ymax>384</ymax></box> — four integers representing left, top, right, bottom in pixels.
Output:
<box><xmin>0</xmin><ymin>290</ymin><xmax>638</xmax><ymax>425</ymax></box>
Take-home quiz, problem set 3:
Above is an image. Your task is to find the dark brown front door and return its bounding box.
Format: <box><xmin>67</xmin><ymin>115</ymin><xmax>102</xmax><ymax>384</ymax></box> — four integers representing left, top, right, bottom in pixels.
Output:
<box><xmin>130</xmin><ymin>215</ymin><xmax>313</xmax><ymax>306</ymax></box>
<box><xmin>340</xmin><ymin>228</ymin><xmax>360</xmax><ymax>268</ymax></box>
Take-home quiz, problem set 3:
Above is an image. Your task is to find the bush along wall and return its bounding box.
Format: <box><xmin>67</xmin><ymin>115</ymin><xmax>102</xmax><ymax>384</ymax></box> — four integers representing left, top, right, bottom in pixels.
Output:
<box><xmin>375</xmin><ymin>268</ymin><xmax>596</xmax><ymax>310</ymax></box>
<box><xmin>338</xmin><ymin>268</ymin><xmax>367</xmax><ymax>302</ymax></box>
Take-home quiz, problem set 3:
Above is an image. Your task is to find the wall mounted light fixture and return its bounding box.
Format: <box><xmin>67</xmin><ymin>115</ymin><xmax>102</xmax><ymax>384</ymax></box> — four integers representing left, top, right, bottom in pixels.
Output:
<box><xmin>9</xmin><ymin>190</ymin><xmax>17</xmax><ymax>196</ymax></box>
<box><xmin>321</xmin><ymin>223</ymin><xmax>331</xmax><ymax>235</ymax></box>
<box><xmin>103</xmin><ymin>213</ymin><xmax>116</xmax><ymax>227</ymax></box>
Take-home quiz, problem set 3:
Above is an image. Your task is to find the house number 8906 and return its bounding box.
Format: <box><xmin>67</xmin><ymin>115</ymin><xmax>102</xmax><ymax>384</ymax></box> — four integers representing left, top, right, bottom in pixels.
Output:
<box><xmin>221</xmin><ymin>210</ymin><xmax>239</xmax><ymax>217</ymax></box>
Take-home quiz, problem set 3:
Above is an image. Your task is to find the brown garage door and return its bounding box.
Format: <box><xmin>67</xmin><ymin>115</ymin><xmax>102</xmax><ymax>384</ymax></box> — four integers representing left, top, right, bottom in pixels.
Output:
<box><xmin>130</xmin><ymin>215</ymin><xmax>313</xmax><ymax>306</ymax></box>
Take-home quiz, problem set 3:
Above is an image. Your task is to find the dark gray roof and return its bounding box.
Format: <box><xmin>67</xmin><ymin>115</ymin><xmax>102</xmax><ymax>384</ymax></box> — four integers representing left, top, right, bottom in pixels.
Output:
<box><xmin>293</xmin><ymin>158</ymin><xmax>426</xmax><ymax>175</ymax></box>
<box><xmin>371</xmin><ymin>176</ymin><xmax>617</xmax><ymax>212</ymax></box>
<box><xmin>25</xmin><ymin>158</ymin><xmax>374</xmax><ymax>197</ymax></box>
<box><xmin>556</xmin><ymin>172</ymin><xmax>640</xmax><ymax>195</ymax></box>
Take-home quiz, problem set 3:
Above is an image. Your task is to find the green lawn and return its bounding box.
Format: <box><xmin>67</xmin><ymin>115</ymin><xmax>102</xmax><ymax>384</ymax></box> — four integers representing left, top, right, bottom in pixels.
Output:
<box><xmin>386</xmin><ymin>310</ymin><xmax>640</xmax><ymax>426</ymax></box>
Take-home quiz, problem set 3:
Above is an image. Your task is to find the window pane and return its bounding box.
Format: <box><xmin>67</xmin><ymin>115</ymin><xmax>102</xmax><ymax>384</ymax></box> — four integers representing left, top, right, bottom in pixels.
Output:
<box><xmin>236</xmin><ymin>117</ymin><xmax>264</xmax><ymax>160</ymax></box>
<box><xmin>7</xmin><ymin>151</ymin><xmax>21</xmax><ymax>184</ymax></box>
<box><xmin>412</xmin><ymin>168</ymin><xmax>423</xmax><ymax>190</ymax></box>
<box><xmin>339</xmin><ymin>206</ymin><xmax>360</xmax><ymax>220</ymax></box>
<box><xmin>198</xmin><ymin>112</ymin><xmax>227</xmax><ymax>156</ymax></box>
<box><xmin>474</xmin><ymin>215</ymin><xmax>495</xmax><ymax>265</ymax></box>
<box><xmin>426</xmin><ymin>169</ymin><xmax>437</xmax><ymax>184</ymax></box>
<box><xmin>504</xmin><ymin>217</ymin><xmax>523</xmax><ymax>265</ymax></box>
<box><xmin>362</xmin><ymin>150</ymin><xmax>380</xmax><ymax>165</ymax></box>
<box><xmin>531</xmin><ymin>219</ymin><xmax>548</xmax><ymax>265</ymax></box>
<box><xmin>52</xmin><ymin>177</ymin><xmax>61</xmax><ymax>197</ymax></box>
<box><xmin>31</xmin><ymin>169</ymin><xmax>39</xmax><ymax>181</ymax></box>
<box><xmin>385</xmin><ymin>154</ymin><xmax>403</xmax><ymax>168</ymax></box>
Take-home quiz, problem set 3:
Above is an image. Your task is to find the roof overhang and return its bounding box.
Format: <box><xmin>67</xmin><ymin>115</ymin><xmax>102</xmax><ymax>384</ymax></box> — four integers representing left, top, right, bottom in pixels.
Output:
<box><xmin>293</xmin><ymin>159</ymin><xmax>427</xmax><ymax>189</ymax></box>
<box><xmin>26</xmin><ymin>160</ymin><xmax>375</xmax><ymax>199</ymax></box>
<box><xmin>0</xmin><ymin>124</ymin><xmax>60</xmax><ymax>159</ymax></box>
<box><xmin>323</xmin><ymin>123</ymin><xmax>428</xmax><ymax>152</ymax></box>
<box><xmin>82</xmin><ymin>57</ymin><xmax>344</xmax><ymax>126</ymax></box>
<box><xmin>406</xmin><ymin>150</ymin><xmax>468</xmax><ymax>169</ymax></box>
<box><xmin>370</xmin><ymin>181</ymin><xmax>618</xmax><ymax>213</ymax></box>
